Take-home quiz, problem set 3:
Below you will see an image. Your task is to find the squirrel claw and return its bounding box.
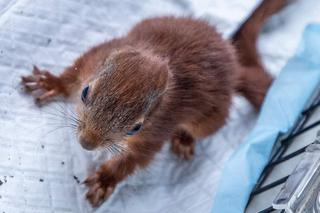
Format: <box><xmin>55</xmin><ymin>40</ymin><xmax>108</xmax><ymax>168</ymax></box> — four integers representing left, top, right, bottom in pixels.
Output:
<box><xmin>171</xmin><ymin>130</ymin><xmax>195</xmax><ymax>160</ymax></box>
<box><xmin>171</xmin><ymin>138</ymin><xmax>195</xmax><ymax>160</ymax></box>
<box><xmin>84</xmin><ymin>172</ymin><xmax>115</xmax><ymax>207</ymax></box>
<box><xmin>21</xmin><ymin>65</ymin><xmax>63</xmax><ymax>104</ymax></box>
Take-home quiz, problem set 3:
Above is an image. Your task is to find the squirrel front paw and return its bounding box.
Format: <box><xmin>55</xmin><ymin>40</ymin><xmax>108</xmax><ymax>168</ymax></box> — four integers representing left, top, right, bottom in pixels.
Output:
<box><xmin>84</xmin><ymin>171</ymin><xmax>115</xmax><ymax>207</ymax></box>
<box><xmin>171</xmin><ymin>129</ymin><xmax>195</xmax><ymax>160</ymax></box>
<box><xmin>21</xmin><ymin>65</ymin><xmax>65</xmax><ymax>105</ymax></box>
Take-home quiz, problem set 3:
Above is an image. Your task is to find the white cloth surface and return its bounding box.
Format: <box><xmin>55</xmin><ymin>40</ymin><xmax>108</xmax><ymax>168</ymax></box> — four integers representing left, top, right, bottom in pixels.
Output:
<box><xmin>0</xmin><ymin>0</ymin><xmax>319</xmax><ymax>212</ymax></box>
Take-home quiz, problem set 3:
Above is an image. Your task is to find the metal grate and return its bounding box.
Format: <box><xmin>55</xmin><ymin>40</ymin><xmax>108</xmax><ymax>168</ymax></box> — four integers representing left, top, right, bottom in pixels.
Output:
<box><xmin>246</xmin><ymin>86</ymin><xmax>320</xmax><ymax>213</ymax></box>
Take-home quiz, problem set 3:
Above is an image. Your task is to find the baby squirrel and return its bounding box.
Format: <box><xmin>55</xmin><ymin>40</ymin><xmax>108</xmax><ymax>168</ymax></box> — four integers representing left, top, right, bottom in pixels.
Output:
<box><xmin>21</xmin><ymin>0</ymin><xmax>288</xmax><ymax>207</ymax></box>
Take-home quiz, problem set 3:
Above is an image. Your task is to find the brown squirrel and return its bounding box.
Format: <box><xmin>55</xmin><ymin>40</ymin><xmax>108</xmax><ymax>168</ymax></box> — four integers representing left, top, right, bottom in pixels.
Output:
<box><xmin>21</xmin><ymin>0</ymin><xmax>288</xmax><ymax>207</ymax></box>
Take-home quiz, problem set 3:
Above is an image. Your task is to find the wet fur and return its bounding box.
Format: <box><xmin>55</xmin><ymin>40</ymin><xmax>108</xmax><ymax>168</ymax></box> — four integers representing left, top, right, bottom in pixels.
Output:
<box><xmin>21</xmin><ymin>0</ymin><xmax>288</xmax><ymax>207</ymax></box>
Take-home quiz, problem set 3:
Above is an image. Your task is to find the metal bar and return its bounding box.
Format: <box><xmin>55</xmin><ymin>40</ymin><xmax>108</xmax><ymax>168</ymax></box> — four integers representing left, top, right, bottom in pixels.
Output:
<box><xmin>266</xmin><ymin>145</ymin><xmax>307</xmax><ymax>168</ymax></box>
<box><xmin>250</xmin><ymin>97</ymin><xmax>318</xmax><ymax>198</ymax></box>
<box><xmin>282</xmin><ymin>119</ymin><xmax>320</xmax><ymax>144</ymax></box>
<box><xmin>247</xmin><ymin>93</ymin><xmax>320</xmax><ymax>212</ymax></box>
<box><xmin>247</xmin><ymin>119</ymin><xmax>309</xmax><ymax>203</ymax></box>
<box><xmin>258</xmin><ymin>115</ymin><xmax>310</xmax><ymax>181</ymax></box>
<box><xmin>302</xmin><ymin>98</ymin><xmax>320</xmax><ymax>115</ymax></box>
<box><xmin>258</xmin><ymin>206</ymin><xmax>274</xmax><ymax>213</ymax></box>
<box><xmin>252</xmin><ymin>176</ymin><xmax>289</xmax><ymax>195</ymax></box>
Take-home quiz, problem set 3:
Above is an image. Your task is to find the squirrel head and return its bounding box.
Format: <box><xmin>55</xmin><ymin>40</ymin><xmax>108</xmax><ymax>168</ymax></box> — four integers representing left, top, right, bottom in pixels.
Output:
<box><xmin>76</xmin><ymin>48</ymin><xmax>170</xmax><ymax>151</ymax></box>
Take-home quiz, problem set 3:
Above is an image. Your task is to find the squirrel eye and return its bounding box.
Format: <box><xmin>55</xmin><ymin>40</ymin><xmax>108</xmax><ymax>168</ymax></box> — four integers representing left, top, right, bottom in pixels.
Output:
<box><xmin>127</xmin><ymin>123</ymin><xmax>143</xmax><ymax>136</ymax></box>
<box><xmin>81</xmin><ymin>85</ymin><xmax>89</xmax><ymax>103</ymax></box>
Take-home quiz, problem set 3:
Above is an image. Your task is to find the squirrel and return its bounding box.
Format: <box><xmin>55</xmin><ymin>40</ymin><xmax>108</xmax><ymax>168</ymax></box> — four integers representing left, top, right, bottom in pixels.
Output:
<box><xmin>21</xmin><ymin>0</ymin><xmax>288</xmax><ymax>207</ymax></box>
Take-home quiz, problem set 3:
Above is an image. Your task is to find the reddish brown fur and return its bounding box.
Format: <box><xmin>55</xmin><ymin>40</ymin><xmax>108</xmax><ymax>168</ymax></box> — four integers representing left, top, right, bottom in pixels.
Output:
<box><xmin>232</xmin><ymin>0</ymin><xmax>289</xmax><ymax>109</ymax></box>
<box><xmin>21</xmin><ymin>0</ymin><xmax>287</xmax><ymax>207</ymax></box>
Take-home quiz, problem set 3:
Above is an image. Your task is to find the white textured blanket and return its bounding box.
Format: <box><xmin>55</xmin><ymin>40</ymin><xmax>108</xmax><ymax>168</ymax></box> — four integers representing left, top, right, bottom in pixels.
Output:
<box><xmin>0</xmin><ymin>0</ymin><xmax>319</xmax><ymax>212</ymax></box>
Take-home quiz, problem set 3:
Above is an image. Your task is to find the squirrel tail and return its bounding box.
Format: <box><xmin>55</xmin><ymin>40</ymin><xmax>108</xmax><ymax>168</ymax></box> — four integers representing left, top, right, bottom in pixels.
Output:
<box><xmin>232</xmin><ymin>0</ymin><xmax>288</xmax><ymax>109</ymax></box>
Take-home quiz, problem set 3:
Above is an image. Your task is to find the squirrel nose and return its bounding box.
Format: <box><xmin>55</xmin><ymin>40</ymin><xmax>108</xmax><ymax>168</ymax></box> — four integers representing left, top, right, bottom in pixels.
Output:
<box><xmin>79</xmin><ymin>137</ymin><xmax>97</xmax><ymax>150</ymax></box>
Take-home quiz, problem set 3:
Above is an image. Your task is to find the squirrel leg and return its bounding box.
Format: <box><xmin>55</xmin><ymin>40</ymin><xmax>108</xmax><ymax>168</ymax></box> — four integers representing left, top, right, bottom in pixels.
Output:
<box><xmin>21</xmin><ymin>65</ymin><xmax>80</xmax><ymax>105</ymax></box>
<box><xmin>84</xmin><ymin>138</ymin><xmax>164</xmax><ymax>207</ymax></box>
<box><xmin>171</xmin><ymin>129</ymin><xmax>195</xmax><ymax>160</ymax></box>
